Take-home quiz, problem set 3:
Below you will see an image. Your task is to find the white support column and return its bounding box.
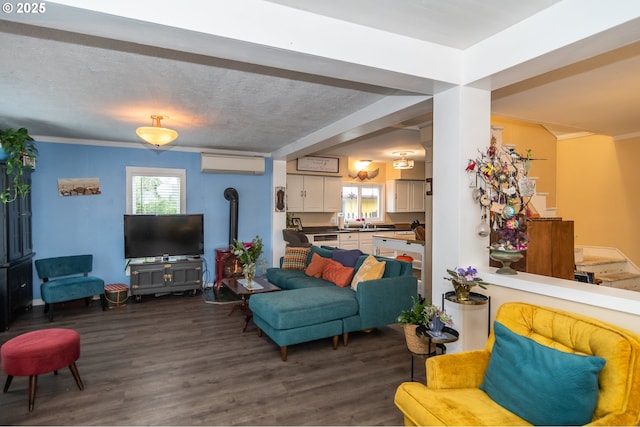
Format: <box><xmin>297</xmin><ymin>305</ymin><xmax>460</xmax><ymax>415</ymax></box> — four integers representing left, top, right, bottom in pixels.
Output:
<box><xmin>432</xmin><ymin>85</ymin><xmax>491</xmax><ymax>352</ymax></box>
<box><xmin>271</xmin><ymin>160</ymin><xmax>288</xmax><ymax>268</ymax></box>
<box><xmin>420</xmin><ymin>125</ymin><xmax>434</xmax><ymax>300</ymax></box>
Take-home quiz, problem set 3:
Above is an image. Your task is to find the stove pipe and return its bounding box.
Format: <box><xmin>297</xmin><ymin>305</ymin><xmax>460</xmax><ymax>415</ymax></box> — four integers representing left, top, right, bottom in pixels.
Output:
<box><xmin>224</xmin><ymin>187</ymin><xmax>239</xmax><ymax>246</ymax></box>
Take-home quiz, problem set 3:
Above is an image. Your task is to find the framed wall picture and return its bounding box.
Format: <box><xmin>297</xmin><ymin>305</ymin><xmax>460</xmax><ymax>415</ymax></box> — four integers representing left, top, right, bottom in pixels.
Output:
<box><xmin>291</xmin><ymin>217</ymin><xmax>303</xmax><ymax>230</ymax></box>
<box><xmin>58</xmin><ymin>177</ymin><xmax>101</xmax><ymax>196</ymax></box>
<box><xmin>296</xmin><ymin>156</ymin><xmax>339</xmax><ymax>173</ymax></box>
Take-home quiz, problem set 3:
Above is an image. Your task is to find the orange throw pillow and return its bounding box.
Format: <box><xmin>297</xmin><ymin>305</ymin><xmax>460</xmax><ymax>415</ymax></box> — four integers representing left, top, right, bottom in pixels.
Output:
<box><xmin>305</xmin><ymin>253</ymin><xmax>329</xmax><ymax>278</ymax></box>
<box><xmin>322</xmin><ymin>259</ymin><xmax>354</xmax><ymax>287</ymax></box>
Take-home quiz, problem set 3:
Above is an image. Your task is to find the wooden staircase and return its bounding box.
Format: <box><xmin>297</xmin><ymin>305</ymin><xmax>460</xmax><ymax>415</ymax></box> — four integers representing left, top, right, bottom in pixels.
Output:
<box><xmin>575</xmin><ymin>246</ymin><xmax>640</xmax><ymax>292</ymax></box>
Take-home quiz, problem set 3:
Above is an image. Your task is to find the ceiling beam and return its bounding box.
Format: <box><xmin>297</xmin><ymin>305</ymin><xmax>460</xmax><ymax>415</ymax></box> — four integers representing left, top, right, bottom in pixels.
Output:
<box><xmin>272</xmin><ymin>95</ymin><xmax>432</xmax><ymax>160</ymax></box>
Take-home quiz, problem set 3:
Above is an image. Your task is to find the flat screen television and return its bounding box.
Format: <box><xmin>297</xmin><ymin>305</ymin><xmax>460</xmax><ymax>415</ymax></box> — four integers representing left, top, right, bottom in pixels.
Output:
<box><xmin>124</xmin><ymin>214</ymin><xmax>204</xmax><ymax>259</ymax></box>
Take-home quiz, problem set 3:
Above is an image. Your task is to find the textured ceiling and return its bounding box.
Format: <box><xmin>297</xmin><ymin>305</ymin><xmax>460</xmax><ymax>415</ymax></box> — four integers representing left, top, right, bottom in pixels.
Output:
<box><xmin>0</xmin><ymin>0</ymin><xmax>638</xmax><ymax>163</ymax></box>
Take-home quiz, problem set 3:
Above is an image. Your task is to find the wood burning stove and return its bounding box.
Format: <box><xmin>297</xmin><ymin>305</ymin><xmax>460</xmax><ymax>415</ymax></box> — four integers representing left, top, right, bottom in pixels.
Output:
<box><xmin>215</xmin><ymin>187</ymin><xmax>242</xmax><ymax>287</ymax></box>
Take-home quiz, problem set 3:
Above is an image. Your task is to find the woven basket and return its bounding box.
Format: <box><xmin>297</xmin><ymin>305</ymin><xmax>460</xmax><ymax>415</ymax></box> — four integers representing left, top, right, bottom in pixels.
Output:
<box><xmin>104</xmin><ymin>283</ymin><xmax>129</xmax><ymax>308</ymax></box>
<box><xmin>403</xmin><ymin>324</ymin><xmax>436</xmax><ymax>355</ymax></box>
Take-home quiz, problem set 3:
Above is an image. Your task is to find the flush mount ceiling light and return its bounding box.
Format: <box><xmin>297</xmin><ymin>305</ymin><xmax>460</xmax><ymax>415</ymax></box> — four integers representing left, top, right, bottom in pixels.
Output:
<box><xmin>355</xmin><ymin>159</ymin><xmax>372</xmax><ymax>170</ymax></box>
<box><xmin>348</xmin><ymin>160</ymin><xmax>379</xmax><ymax>180</ymax></box>
<box><xmin>392</xmin><ymin>151</ymin><xmax>415</xmax><ymax>169</ymax></box>
<box><xmin>136</xmin><ymin>115</ymin><xmax>178</xmax><ymax>146</ymax></box>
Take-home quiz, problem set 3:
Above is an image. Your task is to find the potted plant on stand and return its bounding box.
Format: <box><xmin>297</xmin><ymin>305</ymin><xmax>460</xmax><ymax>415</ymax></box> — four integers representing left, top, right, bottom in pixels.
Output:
<box><xmin>444</xmin><ymin>266</ymin><xmax>489</xmax><ymax>302</ymax></box>
<box><xmin>397</xmin><ymin>297</ymin><xmax>453</xmax><ymax>354</ymax></box>
<box><xmin>0</xmin><ymin>127</ymin><xmax>37</xmax><ymax>203</ymax></box>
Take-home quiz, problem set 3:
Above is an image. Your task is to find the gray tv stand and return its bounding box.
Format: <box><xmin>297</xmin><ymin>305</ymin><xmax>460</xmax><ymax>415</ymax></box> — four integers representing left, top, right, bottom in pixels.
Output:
<box><xmin>129</xmin><ymin>258</ymin><xmax>203</xmax><ymax>300</ymax></box>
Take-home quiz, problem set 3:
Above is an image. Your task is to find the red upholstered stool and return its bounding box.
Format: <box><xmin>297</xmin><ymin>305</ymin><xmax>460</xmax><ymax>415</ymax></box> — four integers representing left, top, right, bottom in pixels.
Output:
<box><xmin>1</xmin><ymin>328</ymin><xmax>84</xmax><ymax>411</ymax></box>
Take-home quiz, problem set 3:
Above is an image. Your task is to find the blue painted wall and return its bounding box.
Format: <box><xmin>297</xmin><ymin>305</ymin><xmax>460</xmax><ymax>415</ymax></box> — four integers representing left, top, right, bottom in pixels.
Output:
<box><xmin>30</xmin><ymin>141</ymin><xmax>273</xmax><ymax>300</ymax></box>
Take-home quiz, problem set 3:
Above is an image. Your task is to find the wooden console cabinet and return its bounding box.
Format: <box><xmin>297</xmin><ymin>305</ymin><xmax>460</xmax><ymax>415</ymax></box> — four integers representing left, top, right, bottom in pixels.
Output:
<box><xmin>490</xmin><ymin>219</ymin><xmax>575</xmax><ymax>280</ymax></box>
<box><xmin>130</xmin><ymin>258</ymin><xmax>202</xmax><ymax>300</ymax></box>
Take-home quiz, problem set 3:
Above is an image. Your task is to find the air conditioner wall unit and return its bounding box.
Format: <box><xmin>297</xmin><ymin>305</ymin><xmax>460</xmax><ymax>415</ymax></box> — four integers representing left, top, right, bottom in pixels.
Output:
<box><xmin>200</xmin><ymin>153</ymin><xmax>265</xmax><ymax>175</ymax></box>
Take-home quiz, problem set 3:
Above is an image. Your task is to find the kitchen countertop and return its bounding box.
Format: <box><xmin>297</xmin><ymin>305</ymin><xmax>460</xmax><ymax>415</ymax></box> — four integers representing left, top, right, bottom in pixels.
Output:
<box><xmin>297</xmin><ymin>224</ymin><xmax>416</xmax><ymax>234</ymax></box>
<box><xmin>371</xmin><ymin>233</ymin><xmax>424</xmax><ymax>245</ymax></box>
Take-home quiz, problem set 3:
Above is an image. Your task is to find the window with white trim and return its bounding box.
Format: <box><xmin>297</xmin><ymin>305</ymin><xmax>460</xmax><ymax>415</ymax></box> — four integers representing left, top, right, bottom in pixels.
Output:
<box><xmin>342</xmin><ymin>183</ymin><xmax>384</xmax><ymax>222</ymax></box>
<box><xmin>126</xmin><ymin>167</ymin><xmax>186</xmax><ymax>214</ymax></box>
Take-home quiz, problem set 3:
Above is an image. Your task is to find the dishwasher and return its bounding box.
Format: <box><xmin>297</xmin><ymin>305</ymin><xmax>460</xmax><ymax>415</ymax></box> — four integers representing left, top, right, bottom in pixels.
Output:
<box><xmin>307</xmin><ymin>233</ymin><xmax>339</xmax><ymax>247</ymax></box>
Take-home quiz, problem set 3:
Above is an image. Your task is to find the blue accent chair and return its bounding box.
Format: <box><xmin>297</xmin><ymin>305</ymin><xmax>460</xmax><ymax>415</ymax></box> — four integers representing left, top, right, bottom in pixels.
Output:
<box><xmin>35</xmin><ymin>255</ymin><xmax>106</xmax><ymax>321</ymax></box>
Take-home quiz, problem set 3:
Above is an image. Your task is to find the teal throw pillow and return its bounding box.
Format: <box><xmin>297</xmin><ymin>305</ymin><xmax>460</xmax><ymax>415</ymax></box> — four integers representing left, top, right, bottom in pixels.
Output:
<box><xmin>309</xmin><ymin>245</ymin><xmax>334</xmax><ymax>263</ymax></box>
<box><xmin>479</xmin><ymin>321</ymin><xmax>606</xmax><ymax>426</ymax></box>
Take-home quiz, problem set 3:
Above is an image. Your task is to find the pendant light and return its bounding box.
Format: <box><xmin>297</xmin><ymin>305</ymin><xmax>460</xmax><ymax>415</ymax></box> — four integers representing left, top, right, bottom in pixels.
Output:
<box><xmin>136</xmin><ymin>115</ymin><xmax>178</xmax><ymax>146</ymax></box>
<box><xmin>392</xmin><ymin>151</ymin><xmax>414</xmax><ymax>169</ymax></box>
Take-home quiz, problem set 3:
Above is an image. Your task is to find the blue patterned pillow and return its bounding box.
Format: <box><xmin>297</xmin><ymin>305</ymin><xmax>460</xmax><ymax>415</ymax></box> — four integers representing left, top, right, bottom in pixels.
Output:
<box><xmin>480</xmin><ymin>322</ymin><xmax>605</xmax><ymax>426</ymax></box>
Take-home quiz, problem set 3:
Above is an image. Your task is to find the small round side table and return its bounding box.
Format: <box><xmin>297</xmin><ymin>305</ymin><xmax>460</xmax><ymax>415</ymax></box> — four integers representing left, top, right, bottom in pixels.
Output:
<box><xmin>443</xmin><ymin>291</ymin><xmax>491</xmax><ymax>336</ymax></box>
<box><xmin>409</xmin><ymin>325</ymin><xmax>459</xmax><ymax>382</ymax></box>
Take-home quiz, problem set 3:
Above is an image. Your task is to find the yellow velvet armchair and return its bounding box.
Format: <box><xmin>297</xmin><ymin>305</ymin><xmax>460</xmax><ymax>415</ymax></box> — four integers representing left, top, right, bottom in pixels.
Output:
<box><xmin>394</xmin><ymin>302</ymin><xmax>640</xmax><ymax>426</ymax></box>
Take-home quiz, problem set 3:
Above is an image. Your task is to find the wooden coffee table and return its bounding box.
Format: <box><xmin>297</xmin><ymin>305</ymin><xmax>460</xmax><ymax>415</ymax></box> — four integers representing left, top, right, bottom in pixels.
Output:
<box><xmin>220</xmin><ymin>276</ymin><xmax>280</xmax><ymax>332</ymax></box>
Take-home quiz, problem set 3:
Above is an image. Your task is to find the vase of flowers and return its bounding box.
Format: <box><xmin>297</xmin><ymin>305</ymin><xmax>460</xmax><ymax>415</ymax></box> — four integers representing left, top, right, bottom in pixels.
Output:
<box><xmin>444</xmin><ymin>266</ymin><xmax>489</xmax><ymax>301</ymax></box>
<box><xmin>231</xmin><ymin>235</ymin><xmax>263</xmax><ymax>289</ymax></box>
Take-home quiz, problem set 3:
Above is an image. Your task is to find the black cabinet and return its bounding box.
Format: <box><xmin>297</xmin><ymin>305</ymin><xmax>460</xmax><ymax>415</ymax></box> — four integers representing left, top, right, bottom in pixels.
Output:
<box><xmin>0</xmin><ymin>164</ymin><xmax>34</xmax><ymax>331</ymax></box>
<box><xmin>130</xmin><ymin>259</ymin><xmax>202</xmax><ymax>299</ymax></box>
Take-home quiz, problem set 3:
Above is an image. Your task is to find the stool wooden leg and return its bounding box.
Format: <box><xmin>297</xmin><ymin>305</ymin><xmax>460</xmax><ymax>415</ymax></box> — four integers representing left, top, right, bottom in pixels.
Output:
<box><xmin>68</xmin><ymin>362</ymin><xmax>84</xmax><ymax>390</ymax></box>
<box><xmin>28</xmin><ymin>375</ymin><xmax>37</xmax><ymax>412</ymax></box>
<box><xmin>3</xmin><ymin>375</ymin><xmax>13</xmax><ymax>392</ymax></box>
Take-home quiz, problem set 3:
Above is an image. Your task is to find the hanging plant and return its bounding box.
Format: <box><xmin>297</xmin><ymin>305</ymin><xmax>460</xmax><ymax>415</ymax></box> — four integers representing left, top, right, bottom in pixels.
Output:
<box><xmin>0</xmin><ymin>127</ymin><xmax>37</xmax><ymax>203</ymax></box>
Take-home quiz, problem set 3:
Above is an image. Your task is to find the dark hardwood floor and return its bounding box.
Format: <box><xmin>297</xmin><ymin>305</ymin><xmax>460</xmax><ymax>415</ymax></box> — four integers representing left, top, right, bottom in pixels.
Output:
<box><xmin>0</xmin><ymin>292</ymin><xmax>420</xmax><ymax>425</ymax></box>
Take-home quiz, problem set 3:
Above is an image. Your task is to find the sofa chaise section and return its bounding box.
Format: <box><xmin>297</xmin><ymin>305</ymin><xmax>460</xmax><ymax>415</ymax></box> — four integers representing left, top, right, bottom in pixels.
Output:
<box><xmin>250</xmin><ymin>286</ymin><xmax>358</xmax><ymax>361</ymax></box>
<box><xmin>252</xmin><ymin>245</ymin><xmax>418</xmax><ymax>360</ymax></box>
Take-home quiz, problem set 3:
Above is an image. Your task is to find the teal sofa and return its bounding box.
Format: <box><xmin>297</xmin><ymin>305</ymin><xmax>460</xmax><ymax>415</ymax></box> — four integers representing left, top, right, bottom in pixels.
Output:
<box><xmin>249</xmin><ymin>245</ymin><xmax>418</xmax><ymax>361</ymax></box>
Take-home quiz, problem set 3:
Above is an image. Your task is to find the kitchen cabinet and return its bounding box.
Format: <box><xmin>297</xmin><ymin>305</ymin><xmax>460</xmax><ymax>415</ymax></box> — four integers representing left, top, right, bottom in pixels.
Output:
<box><xmin>130</xmin><ymin>259</ymin><xmax>203</xmax><ymax>299</ymax></box>
<box><xmin>0</xmin><ymin>164</ymin><xmax>34</xmax><ymax>331</ymax></box>
<box><xmin>386</xmin><ymin>180</ymin><xmax>425</xmax><ymax>213</ymax></box>
<box><xmin>357</xmin><ymin>233</ymin><xmax>373</xmax><ymax>254</ymax></box>
<box><xmin>338</xmin><ymin>232</ymin><xmax>359</xmax><ymax>250</ymax></box>
<box><xmin>287</xmin><ymin>175</ymin><xmax>342</xmax><ymax>212</ymax></box>
<box><xmin>323</xmin><ymin>177</ymin><xmax>343</xmax><ymax>212</ymax></box>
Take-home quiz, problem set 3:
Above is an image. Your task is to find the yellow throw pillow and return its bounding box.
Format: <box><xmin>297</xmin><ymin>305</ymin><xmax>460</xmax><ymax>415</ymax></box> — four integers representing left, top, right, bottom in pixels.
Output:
<box><xmin>350</xmin><ymin>255</ymin><xmax>386</xmax><ymax>291</ymax></box>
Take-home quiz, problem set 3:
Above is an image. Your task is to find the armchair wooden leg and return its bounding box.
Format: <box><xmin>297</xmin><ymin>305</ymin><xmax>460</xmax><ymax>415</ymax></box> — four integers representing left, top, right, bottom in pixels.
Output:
<box><xmin>99</xmin><ymin>294</ymin><xmax>107</xmax><ymax>311</ymax></box>
<box><xmin>3</xmin><ymin>375</ymin><xmax>13</xmax><ymax>393</ymax></box>
<box><xmin>257</xmin><ymin>328</ymin><xmax>262</xmax><ymax>337</ymax></box>
<box><xmin>280</xmin><ymin>346</ymin><xmax>287</xmax><ymax>362</ymax></box>
<box><xmin>332</xmin><ymin>335</ymin><xmax>339</xmax><ymax>350</ymax></box>
<box><xmin>343</xmin><ymin>332</ymin><xmax>349</xmax><ymax>346</ymax></box>
<box><xmin>46</xmin><ymin>304</ymin><xmax>54</xmax><ymax>322</ymax></box>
